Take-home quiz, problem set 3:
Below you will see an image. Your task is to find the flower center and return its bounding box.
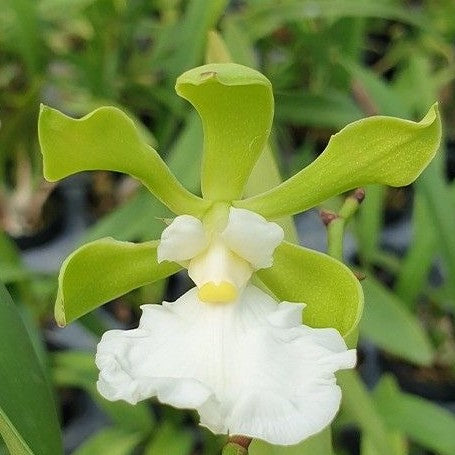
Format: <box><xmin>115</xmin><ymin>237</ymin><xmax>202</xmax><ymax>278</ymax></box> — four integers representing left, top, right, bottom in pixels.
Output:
<box><xmin>157</xmin><ymin>207</ymin><xmax>285</xmax><ymax>305</ymax></box>
<box><xmin>188</xmin><ymin>239</ymin><xmax>252</xmax><ymax>304</ymax></box>
<box><xmin>198</xmin><ymin>281</ymin><xmax>238</xmax><ymax>303</ymax></box>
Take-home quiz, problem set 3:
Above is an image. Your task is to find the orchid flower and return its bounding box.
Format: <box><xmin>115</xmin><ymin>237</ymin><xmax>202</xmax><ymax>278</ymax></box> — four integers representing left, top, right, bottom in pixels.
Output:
<box><xmin>39</xmin><ymin>63</ymin><xmax>441</xmax><ymax>446</ymax></box>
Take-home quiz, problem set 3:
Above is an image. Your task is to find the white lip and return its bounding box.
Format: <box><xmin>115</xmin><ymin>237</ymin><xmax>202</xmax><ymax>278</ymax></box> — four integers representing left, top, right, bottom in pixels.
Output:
<box><xmin>96</xmin><ymin>284</ymin><xmax>356</xmax><ymax>445</ymax></box>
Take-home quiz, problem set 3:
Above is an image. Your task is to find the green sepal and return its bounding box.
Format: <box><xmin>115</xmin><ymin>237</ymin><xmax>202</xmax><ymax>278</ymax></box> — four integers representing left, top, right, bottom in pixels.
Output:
<box><xmin>237</xmin><ymin>103</ymin><xmax>441</xmax><ymax>218</ymax></box>
<box><xmin>39</xmin><ymin>105</ymin><xmax>210</xmax><ymax>217</ymax></box>
<box><xmin>176</xmin><ymin>63</ymin><xmax>273</xmax><ymax>201</ymax></box>
<box><xmin>55</xmin><ymin>238</ymin><xmax>180</xmax><ymax>326</ymax></box>
<box><xmin>257</xmin><ymin>241</ymin><xmax>363</xmax><ymax>347</ymax></box>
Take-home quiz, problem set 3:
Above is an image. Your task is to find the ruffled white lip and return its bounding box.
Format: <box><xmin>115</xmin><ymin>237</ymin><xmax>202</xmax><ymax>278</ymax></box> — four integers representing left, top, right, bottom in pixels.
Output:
<box><xmin>96</xmin><ymin>285</ymin><xmax>356</xmax><ymax>445</ymax></box>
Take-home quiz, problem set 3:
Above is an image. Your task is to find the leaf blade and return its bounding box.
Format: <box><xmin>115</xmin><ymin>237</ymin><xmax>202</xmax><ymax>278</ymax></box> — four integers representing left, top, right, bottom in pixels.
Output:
<box><xmin>53</xmin><ymin>351</ymin><xmax>153</xmax><ymax>434</ymax></box>
<box><xmin>374</xmin><ymin>376</ymin><xmax>455</xmax><ymax>455</ymax></box>
<box><xmin>360</xmin><ymin>278</ymin><xmax>434</xmax><ymax>366</ymax></box>
<box><xmin>338</xmin><ymin>371</ymin><xmax>398</xmax><ymax>455</ymax></box>
<box><xmin>0</xmin><ymin>282</ymin><xmax>62</xmax><ymax>455</ymax></box>
<box><xmin>72</xmin><ymin>428</ymin><xmax>142</xmax><ymax>455</ymax></box>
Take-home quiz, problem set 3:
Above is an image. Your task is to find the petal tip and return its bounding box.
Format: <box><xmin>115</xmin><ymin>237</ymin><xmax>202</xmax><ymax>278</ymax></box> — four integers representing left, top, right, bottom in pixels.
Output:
<box><xmin>54</xmin><ymin>300</ymin><xmax>67</xmax><ymax>328</ymax></box>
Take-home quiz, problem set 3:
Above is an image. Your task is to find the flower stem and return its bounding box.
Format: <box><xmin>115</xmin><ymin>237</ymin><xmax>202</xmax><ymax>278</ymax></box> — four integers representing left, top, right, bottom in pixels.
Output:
<box><xmin>324</xmin><ymin>188</ymin><xmax>365</xmax><ymax>262</ymax></box>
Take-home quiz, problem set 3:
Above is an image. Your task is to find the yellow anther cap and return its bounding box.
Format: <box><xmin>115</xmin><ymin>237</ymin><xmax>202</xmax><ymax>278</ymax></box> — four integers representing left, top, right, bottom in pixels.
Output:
<box><xmin>198</xmin><ymin>281</ymin><xmax>238</xmax><ymax>303</ymax></box>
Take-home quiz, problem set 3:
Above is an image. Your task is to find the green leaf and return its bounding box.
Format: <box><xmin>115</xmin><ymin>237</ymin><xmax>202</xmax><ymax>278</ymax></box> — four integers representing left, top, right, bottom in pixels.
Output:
<box><xmin>419</xmin><ymin>159</ymin><xmax>455</xmax><ymax>305</ymax></box>
<box><xmin>56</xmin><ymin>238</ymin><xmax>180</xmax><ymax>326</ymax></box>
<box><xmin>72</xmin><ymin>428</ymin><xmax>142</xmax><ymax>455</ymax></box>
<box><xmin>257</xmin><ymin>241</ymin><xmax>363</xmax><ymax>347</ymax></box>
<box><xmin>394</xmin><ymin>190</ymin><xmax>437</xmax><ymax>307</ymax></box>
<box><xmin>361</xmin><ymin>433</ymin><xmax>407</xmax><ymax>455</ymax></box>
<box><xmin>250</xmin><ymin>428</ymin><xmax>333</xmax><ymax>454</ymax></box>
<box><xmin>168</xmin><ymin>0</ymin><xmax>228</xmax><ymax>80</ymax></box>
<box><xmin>167</xmin><ymin>112</ymin><xmax>204</xmax><ymax>191</ymax></box>
<box><xmin>374</xmin><ymin>375</ymin><xmax>455</xmax><ymax>455</ymax></box>
<box><xmin>275</xmin><ymin>90</ymin><xmax>363</xmax><ymax>129</ymax></box>
<box><xmin>206</xmin><ymin>30</ymin><xmax>232</xmax><ymax>65</ymax></box>
<box><xmin>53</xmin><ymin>351</ymin><xmax>153</xmax><ymax>434</ymax></box>
<box><xmin>0</xmin><ymin>282</ymin><xmax>62</xmax><ymax>455</ymax></box>
<box><xmin>237</xmin><ymin>103</ymin><xmax>441</xmax><ymax>218</ymax></box>
<box><xmin>38</xmin><ymin>105</ymin><xmax>209</xmax><ymax>217</ymax></box>
<box><xmin>339</xmin><ymin>58</ymin><xmax>409</xmax><ymax>117</ymax></box>
<box><xmin>393</xmin><ymin>54</ymin><xmax>438</xmax><ymax>118</ymax></box>
<box><xmin>144</xmin><ymin>421</ymin><xmax>193</xmax><ymax>455</ymax></box>
<box><xmin>176</xmin><ymin>63</ymin><xmax>274</xmax><ymax>201</ymax></box>
<box><xmin>221</xmin><ymin>18</ymin><xmax>256</xmax><ymax>67</ymax></box>
<box><xmin>360</xmin><ymin>278</ymin><xmax>434</xmax><ymax>366</ymax></box>
<box><xmin>337</xmin><ymin>370</ymin><xmax>398</xmax><ymax>455</ymax></box>
<box><xmin>236</xmin><ymin>0</ymin><xmax>427</xmax><ymax>40</ymax></box>
<box><xmin>38</xmin><ymin>0</ymin><xmax>99</xmax><ymax>21</ymax></box>
<box><xmin>0</xmin><ymin>232</ymin><xmax>28</xmax><ymax>283</ymax></box>
<box><xmin>3</xmin><ymin>0</ymin><xmax>43</xmax><ymax>76</ymax></box>
<box><xmin>355</xmin><ymin>185</ymin><xmax>385</xmax><ymax>264</ymax></box>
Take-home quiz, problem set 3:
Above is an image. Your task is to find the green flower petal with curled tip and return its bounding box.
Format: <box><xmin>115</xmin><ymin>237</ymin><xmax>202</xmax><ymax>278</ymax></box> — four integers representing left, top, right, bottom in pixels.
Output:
<box><xmin>258</xmin><ymin>241</ymin><xmax>363</xmax><ymax>348</ymax></box>
<box><xmin>39</xmin><ymin>105</ymin><xmax>209</xmax><ymax>217</ymax></box>
<box><xmin>176</xmin><ymin>63</ymin><xmax>274</xmax><ymax>201</ymax></box>
<box><xmin>236</xmin><ymin>103</ymin><xmax>441</xmax><ymax>219</ymax></box>
<box><xmin>55</xmin><ymin>238</ymin><xmax>180</xmax><ymax>326</ymax></box>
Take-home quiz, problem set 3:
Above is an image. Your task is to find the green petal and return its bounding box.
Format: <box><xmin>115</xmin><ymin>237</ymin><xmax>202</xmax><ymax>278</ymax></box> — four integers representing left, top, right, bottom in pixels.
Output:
<box><xmin>176</xmin><ymin>63</ymin><xmax>273</xmax><ymax>201</ymax></box>
<box><xmin>257</xmin><ymin>241</ymin><xmax>363</xmax><ymax>346</ymax></box>
<box><xmin>55</xmin><ymin>238</ymin><xmax>180</xmax><ymax>326</ymax></box>
<box><xmin>39</xmin><ymin>105</ymin><xmax>210</xmax><ymax>217</ymax></box>
<box><xmin>237</xmin><ymin>103</ymin><xmax>441</xmax><ymax>218</ymax></box>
